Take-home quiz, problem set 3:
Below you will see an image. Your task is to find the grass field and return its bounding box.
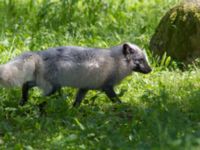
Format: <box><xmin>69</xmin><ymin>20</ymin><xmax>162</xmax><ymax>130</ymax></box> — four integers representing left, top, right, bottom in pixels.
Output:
<box><xmin>1</xmin><ymin>0</ymin><xmax>200</xmax><ymax>149</ymax></box>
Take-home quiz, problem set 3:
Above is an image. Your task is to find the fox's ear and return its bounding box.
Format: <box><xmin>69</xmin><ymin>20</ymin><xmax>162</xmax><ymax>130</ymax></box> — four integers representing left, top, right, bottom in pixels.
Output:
<box><xmin>122</xmin><ymin>43</ymin><xmax>134</xmax><ymax>56</ymax></box>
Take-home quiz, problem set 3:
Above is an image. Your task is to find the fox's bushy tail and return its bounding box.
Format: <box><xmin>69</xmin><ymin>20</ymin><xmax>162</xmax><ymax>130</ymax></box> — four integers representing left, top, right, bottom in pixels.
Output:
<box><xmin>0</xmin><ymin>52</ymin><xmax>39</xmax><ymax>87</ymax></box>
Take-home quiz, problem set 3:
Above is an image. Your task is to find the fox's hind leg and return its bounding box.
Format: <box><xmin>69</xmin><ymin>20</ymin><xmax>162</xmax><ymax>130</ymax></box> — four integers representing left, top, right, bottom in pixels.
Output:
<box><xmin>102</xmin><ymin>86</ymin><xmax>122</xmax><ymax>104</ymax></box>
<box><xmin>19</xmin><ymin>81</ymin><xmax>36</xmax><ymax>106</ymax></box>
<box><xmin>38</xmin><ymin>86</ymin><xmax>61</xmax><ymax>114</ymax></box>
<box><xmin>73</xmin><ymin>89</ymin><xmax>88</xmax><ymax>107</ymax></box>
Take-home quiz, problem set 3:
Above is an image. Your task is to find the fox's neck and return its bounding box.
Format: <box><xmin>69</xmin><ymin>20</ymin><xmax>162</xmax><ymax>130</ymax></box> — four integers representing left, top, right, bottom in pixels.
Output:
<box><xmin>116</xmin><ymin>59</ymin><xmax>132</xmax><ymax>82</ymax></box>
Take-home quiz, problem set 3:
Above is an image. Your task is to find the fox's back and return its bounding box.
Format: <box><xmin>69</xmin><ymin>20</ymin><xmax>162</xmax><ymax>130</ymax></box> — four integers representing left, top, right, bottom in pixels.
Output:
<box><xmin>38</xmin><ymin>46</ymin><xmax>115</xmax><ymax>89</ymax></box>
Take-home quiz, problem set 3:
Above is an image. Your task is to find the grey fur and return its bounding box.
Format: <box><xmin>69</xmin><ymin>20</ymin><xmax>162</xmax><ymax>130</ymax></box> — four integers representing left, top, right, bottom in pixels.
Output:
<box><xmin>0</xmin><ymin>42</ymin><xmax>152</xmax><ymax>107</ymax></box>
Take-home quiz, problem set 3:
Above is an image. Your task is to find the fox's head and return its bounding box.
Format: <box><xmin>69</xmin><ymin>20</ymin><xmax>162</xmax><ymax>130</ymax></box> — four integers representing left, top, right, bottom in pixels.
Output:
<box><xmin>122</xmin><ymin>43</ymin><xmax>152</xmax><ymax>74</ymax></box>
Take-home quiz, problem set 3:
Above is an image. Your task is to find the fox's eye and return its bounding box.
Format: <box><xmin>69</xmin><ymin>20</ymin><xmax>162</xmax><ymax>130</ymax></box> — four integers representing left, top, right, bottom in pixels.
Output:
<box><xmin>139</xmin><ymin>58</ymin><xmax>143</xmax><ymax>61</ymax></box>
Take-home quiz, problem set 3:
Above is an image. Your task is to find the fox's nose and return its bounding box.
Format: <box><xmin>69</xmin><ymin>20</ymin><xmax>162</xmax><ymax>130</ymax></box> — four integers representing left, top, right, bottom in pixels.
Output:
<box><xmin>144</xmin><ymin>67</ymin><xmax>152</xmax><ymax>74</ymax></box>
<box><xmin>148</xmin><ymin>67</ymin><xmax>152</xmax><ymax>73</ymax></box>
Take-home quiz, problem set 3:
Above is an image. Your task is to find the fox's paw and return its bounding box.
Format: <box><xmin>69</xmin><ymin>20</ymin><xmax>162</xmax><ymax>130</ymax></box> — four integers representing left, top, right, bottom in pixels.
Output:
<box><xmin>19</xmin><ymin>99</ymin><xmax>26</xmax><ymax>106</ymax></box>
<box><xmin>38</xmin><ymin>101</ymin><xmax>47</xmax><ymax>116</ymax></box>
<box><xmin>112</xmin><ymin>97</ymin><xmax>122</xmax><ymax>104</ymax></box>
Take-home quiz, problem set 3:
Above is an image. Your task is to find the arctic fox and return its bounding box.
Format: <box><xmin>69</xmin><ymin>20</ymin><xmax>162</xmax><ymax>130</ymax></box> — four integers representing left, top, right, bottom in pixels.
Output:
<box><xmin>0</xmin><ymin>43</ymin><xmax>152</xmax><ymax>107</ymax></box>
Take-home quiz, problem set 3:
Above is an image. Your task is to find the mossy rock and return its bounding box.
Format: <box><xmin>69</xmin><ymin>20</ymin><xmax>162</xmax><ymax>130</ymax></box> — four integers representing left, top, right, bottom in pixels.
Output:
<box><xmin>150</xmin><ymin>1</ymin><xmax>200</xmax><ymax>63</ymax></box>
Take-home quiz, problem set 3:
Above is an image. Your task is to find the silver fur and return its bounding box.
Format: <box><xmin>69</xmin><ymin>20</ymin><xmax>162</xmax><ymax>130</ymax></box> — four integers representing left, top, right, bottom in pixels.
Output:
<box><xmin>0</xmin><ymin>43</ymin><xmax>152</xmax><ymax>96</ymax></box>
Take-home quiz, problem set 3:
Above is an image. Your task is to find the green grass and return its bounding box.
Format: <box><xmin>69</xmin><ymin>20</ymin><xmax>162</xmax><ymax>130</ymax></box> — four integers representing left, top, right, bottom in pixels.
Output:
<box><xmin>1</xmin><ymin>0</ymin><xmax>200</xmax><ymax>149</ymax></box>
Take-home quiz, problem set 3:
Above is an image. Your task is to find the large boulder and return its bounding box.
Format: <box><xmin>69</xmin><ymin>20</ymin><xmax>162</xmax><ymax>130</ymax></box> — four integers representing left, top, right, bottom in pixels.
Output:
<box><xmin>150</xmin><ymin>0</ymin><xmax>200</xmax><ymax>63</ymax></box>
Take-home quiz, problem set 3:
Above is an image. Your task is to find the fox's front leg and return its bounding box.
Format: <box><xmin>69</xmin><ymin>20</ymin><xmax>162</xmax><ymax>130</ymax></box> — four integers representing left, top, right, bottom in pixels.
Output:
<box><xmin>102</xmin><ymin>86</ymin><xmax>122</xmax><ymax>103</ymax></box>
<box><xmin>73</xmin><ymin>89</ymin><xmax>88</xmax><ymax>107</ymax></box>
<box><xmin>19</xmin><ymin>81</ymin><xmax>36</xmax><ymax>106</ymax></box>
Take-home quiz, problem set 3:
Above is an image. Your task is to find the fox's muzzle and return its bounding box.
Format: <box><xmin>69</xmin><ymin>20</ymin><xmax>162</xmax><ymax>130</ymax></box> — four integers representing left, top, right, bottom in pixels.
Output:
<box><xmin>134</xmin><ymin>64</ymin><xmax>152</xmax><ymax>74</ymax></box>
<box><xmin>142</xmin><ymin>67</ymin><xmax>152</xmax><ymax>74</ymax></box>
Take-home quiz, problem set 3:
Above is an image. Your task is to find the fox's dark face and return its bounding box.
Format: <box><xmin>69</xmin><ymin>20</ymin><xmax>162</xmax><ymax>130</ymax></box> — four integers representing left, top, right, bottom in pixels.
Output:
<box><xmin>123</xmin><ymin>43</ymin><xmax>152</xmax><ymax>74</ymax></box>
